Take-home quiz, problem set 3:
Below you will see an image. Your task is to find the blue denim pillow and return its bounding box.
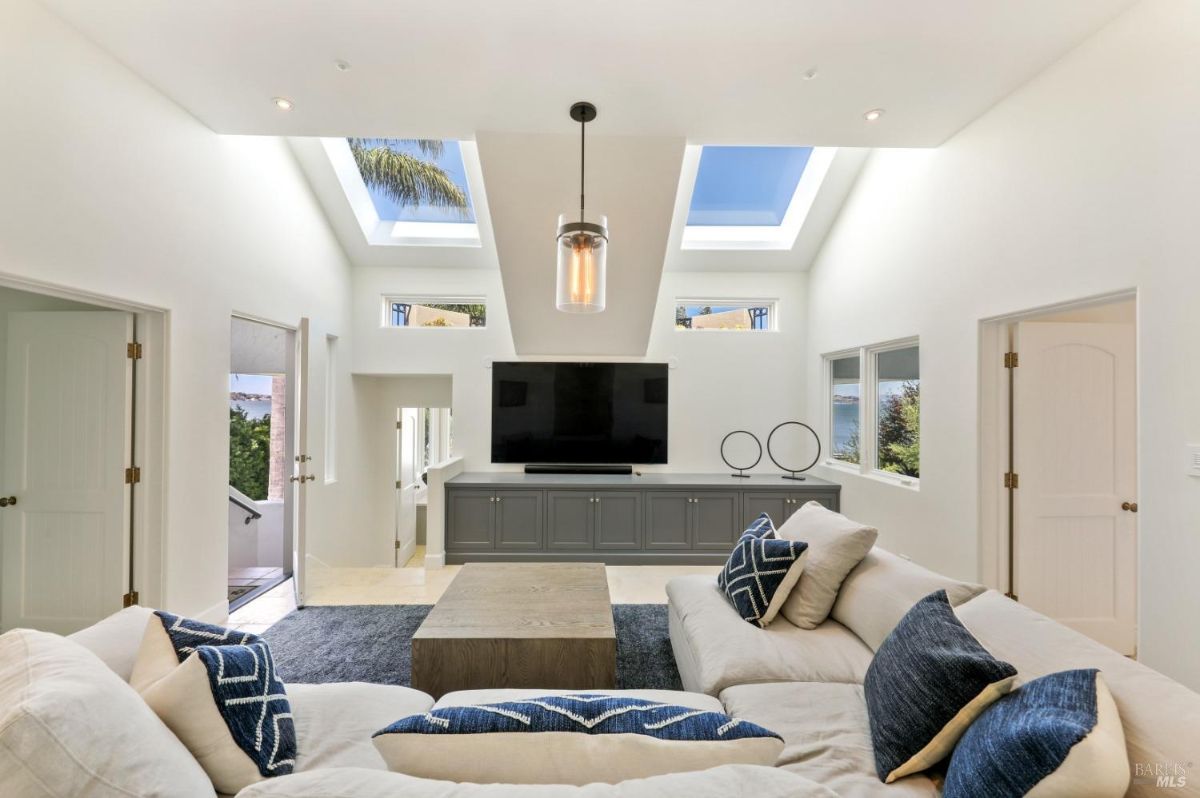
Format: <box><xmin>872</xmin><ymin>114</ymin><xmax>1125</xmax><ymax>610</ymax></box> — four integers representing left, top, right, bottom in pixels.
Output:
<box><xmin>865</xmin><ymin>590</ymin><xmax>1018</xmax><ymax>782</ymax></box>
<box><xmin>944</xmin><ymin>669</ymin><xmax>1129</xmax><ymax>798</ymax></box>
<box><xmin>718</xmin><ymin>513</ymin><xmax>808</xmax><ymax>628</ymax></box>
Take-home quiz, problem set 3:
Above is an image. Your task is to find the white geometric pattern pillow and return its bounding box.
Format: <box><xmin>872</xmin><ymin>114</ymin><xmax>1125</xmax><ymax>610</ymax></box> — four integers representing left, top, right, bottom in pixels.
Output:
<box><xmin>132</xmin><ymin>611</ymin><xmax>296</xmax><ymax>794</ymax></box>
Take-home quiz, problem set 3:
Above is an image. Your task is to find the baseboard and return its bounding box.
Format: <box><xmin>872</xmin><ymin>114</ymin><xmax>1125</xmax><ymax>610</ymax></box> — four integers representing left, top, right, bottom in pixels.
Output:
<box><xmin>424</xmin><ymin>551</ymin><xmax>446</xmax><ymax>569</ymax></box>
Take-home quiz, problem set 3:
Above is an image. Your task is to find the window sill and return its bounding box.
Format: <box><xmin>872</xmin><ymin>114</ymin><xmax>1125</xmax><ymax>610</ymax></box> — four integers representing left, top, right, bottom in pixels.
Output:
<box><xmin>822</xmin><ymin>460</ymin><xmax>920</xmax><ymax>492</ymax></box>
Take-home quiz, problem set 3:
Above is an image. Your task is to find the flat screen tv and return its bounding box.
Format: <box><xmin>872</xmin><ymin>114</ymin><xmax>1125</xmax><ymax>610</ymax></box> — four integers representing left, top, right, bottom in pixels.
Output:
<box><xmin>491</xmin><ymin>362</ymin><xmax>668</xmax><ymax>464</ymax></box>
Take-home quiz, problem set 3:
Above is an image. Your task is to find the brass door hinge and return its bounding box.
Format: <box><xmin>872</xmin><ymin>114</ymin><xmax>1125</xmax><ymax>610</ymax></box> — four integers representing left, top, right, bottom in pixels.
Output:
<box><xmin>1004</xmin><ymin>351</ymin><xmax>1019</xmax><ymax>368</ymax></box>
<box><xmin>127</xmin><ymin>342</ymin><xmax>143</xmax><ymax>359</ymax></box>
<box><xmin>1003</xmin><ymin>472</ymin><xmax>1019</xmax><ymax>489</ymax></box>
<box><xmin>122</xmin><ymin>590</ymin><xmax>140</xmax><ymax>607</ymax></box>
<box><xmin>125</xmin><ymin>466</ymin><xmax>142</xmax><ymax>484</ymax></box>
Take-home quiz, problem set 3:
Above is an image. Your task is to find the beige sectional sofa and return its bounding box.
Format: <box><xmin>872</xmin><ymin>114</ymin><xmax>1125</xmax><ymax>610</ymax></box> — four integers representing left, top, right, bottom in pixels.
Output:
<box><xmin>5</xmin><ymin>546</ymin><xmax>1200</xmax><ymax>796</ymax></box>
<box><xmin>1</xmin><ymin>607</ymin><xmax>832</xmax><ymax>797</ymax></box>
<box><xmin>668</xmin><ymin>548</ymin><xmax>1200</xmax><ymax>797</ymax></box>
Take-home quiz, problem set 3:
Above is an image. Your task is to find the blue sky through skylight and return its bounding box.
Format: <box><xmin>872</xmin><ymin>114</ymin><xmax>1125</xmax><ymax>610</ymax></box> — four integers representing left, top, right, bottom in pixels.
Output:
<box><xmin>354</xmin><ymin>139</ymin><xmax>476</xmax><ymax>224</ymax></box>
<box><xmin>687</xmin><ymin>146</ymin><xmax>813</xmax><ymax>227</ymax></box>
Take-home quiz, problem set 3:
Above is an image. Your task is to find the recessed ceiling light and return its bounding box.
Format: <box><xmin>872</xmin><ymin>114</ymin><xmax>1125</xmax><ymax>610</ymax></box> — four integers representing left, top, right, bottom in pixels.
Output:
<box><xmin>863</xmin><ymin>108</ymin><xmax>885</xmax><ymax>122</ymax></box>
<box><xmin>273</xmin><ymin>97</ymin><xmax>294</xmax><ymax>111</ymax></box>
<box><xmin>334</xmin><ymin>60</ymin><xmax>351</xmax><ymax>72</ymax></box>
<box><xmin>802</xmin><ymin>68</ymin><xmax>818</xmax><ymax>81</ymax></box>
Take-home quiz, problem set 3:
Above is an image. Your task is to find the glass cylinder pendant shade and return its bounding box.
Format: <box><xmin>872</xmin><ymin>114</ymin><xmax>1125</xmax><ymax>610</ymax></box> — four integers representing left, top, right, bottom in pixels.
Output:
<box><xmin>555</xmin><ymin>213</ymin><xmax>607</xmax><ymax>313</ymax></box>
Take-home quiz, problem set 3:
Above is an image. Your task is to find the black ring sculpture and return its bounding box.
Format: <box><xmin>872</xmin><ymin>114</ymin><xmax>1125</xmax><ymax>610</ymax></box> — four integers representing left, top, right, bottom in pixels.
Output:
<box><xmin>766</xmin><ymin>421</ymin><xmax>821</xmax><ymax>481</ymax></box>
<box><xmin>720</xmin><ymin>430</ymin><xmax>762</xmax><ymax>479</ymax></box>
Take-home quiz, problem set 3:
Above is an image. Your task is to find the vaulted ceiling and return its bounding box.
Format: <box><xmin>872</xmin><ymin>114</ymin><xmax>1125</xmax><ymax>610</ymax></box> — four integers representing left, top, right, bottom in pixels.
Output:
<box><xmin>39</xmin><ymin>0</ymin><xmax>1136</xmax><ymax>354</ymax></box>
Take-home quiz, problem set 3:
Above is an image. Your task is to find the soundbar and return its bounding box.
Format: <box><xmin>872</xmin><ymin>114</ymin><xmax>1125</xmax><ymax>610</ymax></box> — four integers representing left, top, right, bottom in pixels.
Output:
<box><xmin>524</xmin><ymin>464</ymin><xmax>634</xmax><ymax>475</ymax></box>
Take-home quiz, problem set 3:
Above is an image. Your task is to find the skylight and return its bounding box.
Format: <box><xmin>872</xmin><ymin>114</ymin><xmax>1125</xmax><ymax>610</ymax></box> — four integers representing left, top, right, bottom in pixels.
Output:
<box><xmin>687</xmin><ymin>147</ymin><xmax>812</xmax><ymax>227</ymax></box>
<box><xmin>354</xmin><ymin>139</ymin><xmax>476</xmax><ymax>224</ymax></box>
<box><xmin>322</xmin><ymin>137</ymin><xmax>483</xmax><ymax>247</ymax></box>
<box><xmin>681</xmin><ymin>145</ymin><xmax>838</xmax><ymax>251</ymax></box>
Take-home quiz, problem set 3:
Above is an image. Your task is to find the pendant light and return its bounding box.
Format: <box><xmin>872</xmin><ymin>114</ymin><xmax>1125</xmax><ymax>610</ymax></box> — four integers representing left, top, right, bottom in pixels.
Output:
<box><xmin>556</xmin><ymin>101</ymin><xmax>607</xmax><ymax>313</ymax></box>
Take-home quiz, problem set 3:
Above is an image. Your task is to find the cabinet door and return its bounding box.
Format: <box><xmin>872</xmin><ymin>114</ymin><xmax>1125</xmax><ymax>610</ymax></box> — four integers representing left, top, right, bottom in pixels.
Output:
<box><xmin>546</xmin><ymin>491</ymin><xmax>594</xmax><ymax>550</ymax></box>
<box><xmin>495</xmin><ymin>490</ymin><xmax>543</xmax><ymax>550</ymax></box>
<box><xmin>693</xmin><ymin>491</ymin><xmax>742</xmax><ymax>550</ymax></box>
<box><xmin>783</xmin><ymin>491</ymin><xmax>839</xmax><ymax>519</ymax></box>
<box><xmin>446</xmin><ymin>490</ymin><xmax>495</xmax><ymax>551</ymax></box>
<box><xmin>644</xmin><ymin>492</ymin><xmax>692</xmax><ymax>550</ymax></box>
<box><xmin>594</xmin><ymin>491</ymin><xmax>642</xmax><ymax>550</ymax></box>
<box><xmin>741</xmin><ymin>492</ymin><xmax>791</xmax><ymax>528</ymax></box>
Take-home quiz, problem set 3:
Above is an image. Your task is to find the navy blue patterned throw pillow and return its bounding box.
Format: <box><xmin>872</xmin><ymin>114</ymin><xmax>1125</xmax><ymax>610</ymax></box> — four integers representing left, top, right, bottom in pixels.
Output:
<box><xmin>372</xmin><ymin>694</ymin><xmax>785</xmax><ymax>785</ymax></box>
<box><xmin>718</xmin><ymin>513</ymin><xmax>808</xmax><ymax>627</ymax></box>
<box><xmin>864</xmin><ymin>590</ymin><xmax>1018</xmax><ymax>783</ymax></box>
<box><xmin>134</xmin><ymin>612</ymin><xmax>296</xmax><ymax>794</ymax></box>
<box><xmin>944</xmin><ymin>669</ymin><xmax>1129</xmax><ymax>798</ymax></box>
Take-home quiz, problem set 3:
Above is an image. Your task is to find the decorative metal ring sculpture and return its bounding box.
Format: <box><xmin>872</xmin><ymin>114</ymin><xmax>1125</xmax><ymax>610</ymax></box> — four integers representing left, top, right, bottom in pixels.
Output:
<box><xmin>720</xmin><ymin>430</ymin><xmax>762</xmax><ymax>478</ymax></box>
<box><xmin>766</xmin><ymin>421</ymin><xmax>821</xmax><ymax>481</ymax></box>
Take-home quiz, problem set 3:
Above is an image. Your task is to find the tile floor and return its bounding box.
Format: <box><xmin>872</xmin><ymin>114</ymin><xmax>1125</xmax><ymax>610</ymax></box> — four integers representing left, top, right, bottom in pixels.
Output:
<box><xmin>228</xmin><ymin>546</ymin><xmax>719</xmax><ymax>633</ymax></box>
<box><xmin>227</xmin><ymin>566</ymin><xmax>284</xmax><ymax>605</ymax></box>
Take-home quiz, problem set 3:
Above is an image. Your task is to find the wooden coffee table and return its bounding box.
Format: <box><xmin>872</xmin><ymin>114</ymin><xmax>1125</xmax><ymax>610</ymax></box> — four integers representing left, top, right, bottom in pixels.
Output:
<box><xmin>411</xmin><ymin>563</ymin><xmax>617</xmax><ymax>698</ymax></box>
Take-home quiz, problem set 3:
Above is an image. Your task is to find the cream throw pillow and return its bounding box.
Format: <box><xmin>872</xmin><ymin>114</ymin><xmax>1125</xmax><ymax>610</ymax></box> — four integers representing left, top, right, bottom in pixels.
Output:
<box><xmin>776</xmin><ymin>501</ymin><xmax>878</xmax><ymax>629</ymax></box>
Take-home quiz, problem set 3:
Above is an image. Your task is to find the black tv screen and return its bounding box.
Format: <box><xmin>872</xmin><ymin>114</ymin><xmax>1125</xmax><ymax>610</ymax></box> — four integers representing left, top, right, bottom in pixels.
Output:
<box><xmin>491</xmin><ymin>362</ymin><xmax>668</xmax><ymax>464</ymax></box>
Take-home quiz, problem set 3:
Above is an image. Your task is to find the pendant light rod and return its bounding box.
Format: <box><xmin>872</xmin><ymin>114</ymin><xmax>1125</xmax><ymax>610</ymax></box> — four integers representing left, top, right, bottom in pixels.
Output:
<box><xmin>570</xmin><ymin>102</ymin><xmax>597</xmax><ymax>224</ymax></box>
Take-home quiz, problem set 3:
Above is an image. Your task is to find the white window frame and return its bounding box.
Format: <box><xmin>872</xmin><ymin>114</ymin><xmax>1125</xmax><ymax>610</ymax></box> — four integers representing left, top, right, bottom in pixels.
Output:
<box><xmin>822</xmin><ymin>337</ymin><xmax>920</xmax><ymax>490</ymax></box>
<box><xmin>416</xmin><ymin>407</ymin><xmax>453</xmax><ymax>476</ymax></box>
<box><xmin>681</xmin><ymin>146</ymin><xmax>838</xmax><ymax>251</ymax></box>
<box><xmin>322</xmin><ymin>138</ymin><xmax>484</xmax><ymax>248</ymax></box>
<box><xmin>674</xmin><ymin>298</ymin><xmax>779</xmax><ymax>332</ymax></box>
<box><xmin>382</xmin><ymin>295</ymin><xmax>487</xmax><ymax>329</ymax></box>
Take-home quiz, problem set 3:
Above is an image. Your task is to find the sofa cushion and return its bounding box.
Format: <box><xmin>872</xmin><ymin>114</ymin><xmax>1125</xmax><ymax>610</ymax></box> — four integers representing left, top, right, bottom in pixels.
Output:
<box><xmin>66</xmin><ymin>604</ymin><xmax>154</xmax><ymax>682</ymax></box>
<box><xmin>140</xmin><ymin>641</ymin><xmax>297</xmax><ymax>795</ymax></box>
<box><xmin>0</xmin><ymin>628</ymin><xmax>214</xmax><ymax>798</ymax></box>
<box><xmin>832</xmin><ymin>548</ymin><xmax>986</xmax><ymax>651</ymax></box>
<box><xmin>775</xmin><ymin>501</ymin><xmax>878</xmax><ymax>629</ymax></box>
<box><xmin>944</xmin><ymin>669</ymin><xmax>1128</xmax><ymax>798</ymax></box>
<box><xmin>957</xmin><ymin>590</ymin><xmax>1200</xmax><ymax>798</ymax></box>
<box><xmin>289</xmin><ymin>682</ymin><xmax>434</xmax><ymax>772</ymax></box>
<box><xmin>235</xmin><ymin>764</ymin><xmax>839</xmax><ymax>798</ymax></box>
<box><xmin>864</xmin><ymin>590</ymin><xmax>1017</xmax><ymax>783</ymax></box>
<box><xmin>667</xmin><ymin>574</ymin><xmax>873</xmax><ymax>696</ymax></box>
<box><xmin>719</xmin><ymin>681</ymin><xmax>939</xmax><ymax>798</ymax></box>
<box><xmin>718</xmin><ymin>517</ymin><xmax>808</xmax><ymax>628</ymax></box>
<box><xmin>372</xmin><ymin>693</ymin><xmax>783</xmax><ymax>785</ymax></box>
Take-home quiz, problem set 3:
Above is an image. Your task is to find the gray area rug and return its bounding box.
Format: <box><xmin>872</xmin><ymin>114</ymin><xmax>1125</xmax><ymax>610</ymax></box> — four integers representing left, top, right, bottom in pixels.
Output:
<box><xmin>263</xmin><ymin>603</ymin><xmax>682</xmax><ymax>691</ymax></box>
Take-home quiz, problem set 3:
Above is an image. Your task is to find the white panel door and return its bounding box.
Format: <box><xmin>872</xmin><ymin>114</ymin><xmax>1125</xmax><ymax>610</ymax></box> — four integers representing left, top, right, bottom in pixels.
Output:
<box><xmin>1014</xmin><ymin>322</ymin><xmax>1137</xmax><ymax>655</ymax></box>
<box><xmin>2</xmin><ymin>311</ymin><xmax>133</xmax><ymax>633</ymax></box>
<box><xmin>291</xmin><ymin>319</ymin><xmax>309</xmax><ymax>607</ymax></box>
<box><xmin>394</xmin><ymin>408</ymin><xmax>418</xmax><ymax>566</ymax></box>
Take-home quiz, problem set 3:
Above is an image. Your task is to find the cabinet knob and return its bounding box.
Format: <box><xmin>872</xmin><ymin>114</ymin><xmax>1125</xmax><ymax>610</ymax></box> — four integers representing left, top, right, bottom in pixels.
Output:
<box><xmin>0</xmin><ymin>496</ymin><xmax>14</xmax><ymax>508</ymax></box>
<box><xmin>1121</xmin><ymin>501</ymin><xmax>1138</xmax><ymax>513</ymax></box>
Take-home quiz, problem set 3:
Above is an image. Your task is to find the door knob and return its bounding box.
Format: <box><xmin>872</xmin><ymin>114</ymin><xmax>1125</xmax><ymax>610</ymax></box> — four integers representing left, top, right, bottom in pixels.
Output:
<box><xmin>1121</xmin><ymin>501</ymin><xmax>1138</xmax><ymax>513</ymax></box>
<box><xmin>0</xmin><ymin>496</ymin><xmax>15</xmax><ymax>507</ymax></box>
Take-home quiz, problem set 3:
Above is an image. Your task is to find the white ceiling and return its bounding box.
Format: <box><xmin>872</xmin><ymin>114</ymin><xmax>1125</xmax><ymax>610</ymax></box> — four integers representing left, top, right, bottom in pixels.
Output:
<box><xmin>40</xmin><ymin>0</ymin><xmax>1134</xmax><ymax>147</ymax></box>
<box><xmin>479</xmin><ymin>131</ymin><xmax>684</xmax><ymax>356</ymax></box>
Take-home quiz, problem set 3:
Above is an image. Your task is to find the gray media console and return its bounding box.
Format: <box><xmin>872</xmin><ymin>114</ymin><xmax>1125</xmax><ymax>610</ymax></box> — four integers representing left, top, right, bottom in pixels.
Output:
<box><xmin>444</xmin><ymin>472</ymin><xmax>841</xmax><ymax>564</ymax></box>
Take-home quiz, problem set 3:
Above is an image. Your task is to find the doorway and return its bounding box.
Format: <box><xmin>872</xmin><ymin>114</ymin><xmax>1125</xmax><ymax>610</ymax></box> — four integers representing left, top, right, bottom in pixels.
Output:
<box><xmin>0</xmin><ymin>282</ymin><xmax>165</xmax><ymax>634</ymax></box>
<box><xmin>980</xmin><ymin>293</ymin><xmax>1137</xmax><ymax>655</ymax></box>
<box><xmin>228</xmin><ymin>317</ymin><xmax>297</xmax><ymax>611</ymax></box>
<box><xmin>397</xmin><ymin>406</ymin><xmax>452</xmax><ymax>567</ymax></box>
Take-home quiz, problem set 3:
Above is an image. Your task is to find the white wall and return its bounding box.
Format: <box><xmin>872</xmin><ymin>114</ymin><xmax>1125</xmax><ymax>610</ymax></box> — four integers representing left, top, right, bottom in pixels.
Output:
<box><xmin>0</xmin><ymin>0</ymin><xmax>358</xmax><ymax>620</ymax></box>
<box><xmin>340</xmin><ymin>265</ymin><xmax>808</xmax><ymax>565</ymax></box>
<box><xmin>803</xmin><ymin>0</ymin><xmax>1200</xmax><ymax>688</ymax></box>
